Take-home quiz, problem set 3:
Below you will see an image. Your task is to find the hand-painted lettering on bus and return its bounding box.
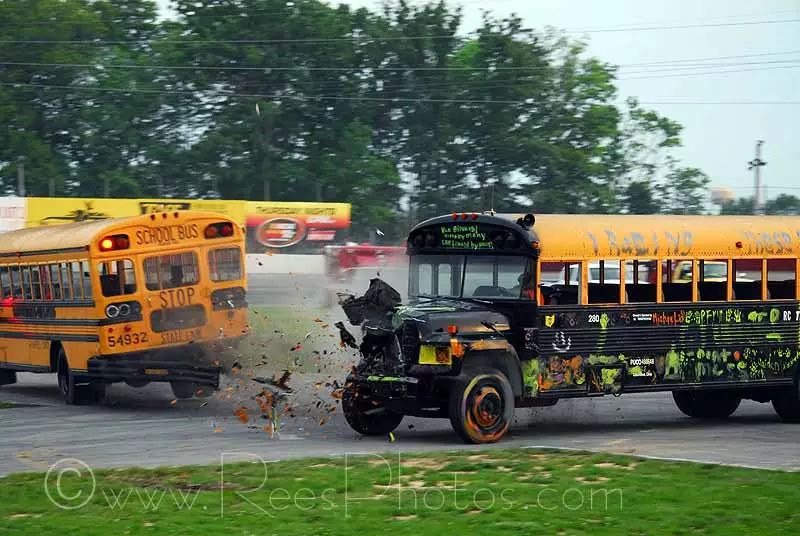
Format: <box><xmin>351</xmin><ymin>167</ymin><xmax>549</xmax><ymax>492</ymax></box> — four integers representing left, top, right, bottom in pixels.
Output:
<box><xmin>159</xmin><ymin>287</ymin><xmax>196</xmax><ymax>308</ymax></box>
<box><xmin>135</xmin><ymin>224</ymin><xmax>199</xmax><ymax>246</ymax></box>
<box><xmin>589</xmin><ymin>230</ymin><xmax>692</xmax><ymax>256</ymax></box>
<box><xmin>740</xmin><ymin>230</ymin><xmax>795</xmax><ymax>255</ymax></box>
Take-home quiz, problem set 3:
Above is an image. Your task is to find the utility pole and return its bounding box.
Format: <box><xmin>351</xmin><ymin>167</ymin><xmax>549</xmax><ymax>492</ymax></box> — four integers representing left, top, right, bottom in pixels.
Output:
<box><xmin>748</xmin><ymin>140</ymin><xmax>767</xmax><ymax>215</ymax></box>
<box><xmin>17</xmin><ymin>160</ymin><xmax>25</xmax><ymax>197</ymax></box>
<box><xmin>48</xmin><ymin>177</ymin><xmax>55</xmax><ymax>197</ymax></box>
<box><xmin>104</xmin><ymin>176</ymin><xmax>110</xmax><ymax>198</ymax></box>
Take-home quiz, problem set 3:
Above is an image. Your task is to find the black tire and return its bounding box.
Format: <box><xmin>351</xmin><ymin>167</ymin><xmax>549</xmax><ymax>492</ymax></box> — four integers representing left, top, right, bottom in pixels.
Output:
<box><xmin>342</xmin><ymin>385</ymin><xmax>403</xmax><ymax>436</ymax></box>
<box><xmin>170</xmin><ymin>381</ymin><xmax>197</xmax><ymax>399</ymax></box>
<box><xmin>771</xmin><ymin>382</ymin><xmax>800</xmax><ymax>423</ymax></box>
<box><xmin>673</xmin><ymin>390</ymin><xmax>741</xmax><ymax>419</ymax></box>
<box><xmin>56</xmin><ymin>349</ymin><xmax>78</xmax><ymax>405</ymax></box>
<box><xmin>449</xmin><ymin>368</ymin><xmax>514</xmax><ymax>444</ymax></box>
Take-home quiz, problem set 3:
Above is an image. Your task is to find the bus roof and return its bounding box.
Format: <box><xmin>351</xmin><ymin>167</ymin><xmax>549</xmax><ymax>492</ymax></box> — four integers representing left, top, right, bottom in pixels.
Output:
<box><xmin>0</xmin><ymin>211</ymin><xmax>236</xmax><ymax>257</ymax></box>
<box><xmin>499</xmin><ymin>213</ymin><xmax>800</xmax><ymax>260</ymax></box>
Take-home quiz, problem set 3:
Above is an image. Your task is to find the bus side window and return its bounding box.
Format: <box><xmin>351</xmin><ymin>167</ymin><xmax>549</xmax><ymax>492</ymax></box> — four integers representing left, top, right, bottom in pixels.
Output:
<box><xmin>10</xmin><ymin>266</ymin><xmax>22</xmax><ymax>298</ymax></box>
<box><xmin>767</xmin><ymin>259</ymin><xmax>795</xmax><ymax>300</ymax></box>
<box><xmin>0</xmin><ymin>266</ymin><xmax>8</xmax><ymax>299</ymax></box>
<box><xmin>50</xmin><ymin>264</ymin><xmax>63</xmax><ymax>300</ymax></box>
<box><xmin>21</xmin><ymin>266</ymin><xmax>32</xmax><ymax>300</ymax></box>
<box><xmin>732</xmin><ymin>259</ymin><xmax>763</xmax><ymax>300</ymax></box>
<box><xmin>60</xmin><ymin>263</ymin><xmax>73</xmax><ymax>300</ymax></box>
<box><xmin>588</xmin><ymin>260</ymin><xmax>622</xmax><ymax>304</ymax></box>
<box><xmin>539</xmin><ymin>261</ymin><xmax>580</xmax><ymax>305</ymax></box>
<box><xmin>31</xmin><ymin>265</ymin><xmax>43</xmax><ymax>300</ymax></box>
<box><xmin>81</xmin><ymin>261</ymin><xmax>93</xmax><ymax>299</ymax></box>
<box><xmin>625</xmin><ymin>260</ymin><xmax>657</xmax><ymax>303</ymax></box>
<box><xmin>698</xmin><ymin>259</ymin><xmax>729</xmax><ymax>302</ymax></box>
<box><xmin>662</xmin><ymin>260</ymin><xmax>693</xmax><ymax>302</ymax></box>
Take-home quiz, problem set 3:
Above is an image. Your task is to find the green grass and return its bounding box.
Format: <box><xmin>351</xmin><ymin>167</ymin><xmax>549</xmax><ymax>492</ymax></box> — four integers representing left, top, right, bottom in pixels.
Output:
<box><xmin>1</xmin><ymin>449</ymin><xmax>798</xmax><ymax>535</ymax></box>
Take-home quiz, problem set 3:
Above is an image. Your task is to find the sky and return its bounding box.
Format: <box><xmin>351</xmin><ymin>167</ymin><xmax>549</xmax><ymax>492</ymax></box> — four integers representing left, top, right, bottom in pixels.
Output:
<box><xmin>156</xmin><ymin>0</ymin><xmax>800</xmax><ymax>203</ymax></box>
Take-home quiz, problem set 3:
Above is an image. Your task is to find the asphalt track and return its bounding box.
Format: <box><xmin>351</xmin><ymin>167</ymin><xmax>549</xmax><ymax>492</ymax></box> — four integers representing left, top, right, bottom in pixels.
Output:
<box><xmin>1</xmin><ymin>372</ymin><xmax>798</xmax><ymax>476</ymax></box>
<box><xmin>1</xmin><ymin>277</ymin><xmax>798</xmax><ymax>476</ymax></box>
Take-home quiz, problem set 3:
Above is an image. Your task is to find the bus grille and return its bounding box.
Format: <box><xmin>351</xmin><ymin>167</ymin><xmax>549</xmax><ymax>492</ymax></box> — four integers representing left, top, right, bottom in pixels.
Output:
<box><xmin>151</xmin><ymin>305</ymin><xmax>207</xmax><ymax>333</ymax></box>
<box><xmin>401</xmin><ymin>321</ymin><xmax>421</xmax><ymax>363</ymax></box>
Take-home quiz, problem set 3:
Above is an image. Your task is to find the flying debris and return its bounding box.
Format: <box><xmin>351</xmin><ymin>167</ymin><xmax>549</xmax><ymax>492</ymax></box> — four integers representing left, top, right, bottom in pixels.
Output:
<box><xmin>334</xmin><ymin>321</ymin><xmax>358</xmax><ymax>349</ymax></box>
<box><xmin>252</xmin><ymin>369</ymin><xmax>293</xmax><ymax>392</ymax></box>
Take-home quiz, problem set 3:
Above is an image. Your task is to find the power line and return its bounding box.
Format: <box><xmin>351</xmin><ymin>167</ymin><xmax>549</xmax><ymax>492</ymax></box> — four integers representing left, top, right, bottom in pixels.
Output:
<box><xmin>1</xmin><ymin>54</ymin><xmax>797</xmax><ymax>75</ymax></box>
<box><xmin>1</xmin><ymin>81</ymin><xmax>798</xmax><ymax>106</ymax></box>
<box><xmin>0</xmin><ymin>18</ymin><xmax>797</xmax><ymax>45</ymax></box>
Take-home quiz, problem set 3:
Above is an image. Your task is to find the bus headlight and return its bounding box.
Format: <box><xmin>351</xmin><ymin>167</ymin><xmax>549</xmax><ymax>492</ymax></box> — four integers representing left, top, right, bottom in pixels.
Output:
<box><xmin>118</xmin><ymin>303</ymin><xmax>131</xmax><ymax>317</ymax></box>
<box><xmin>105</xmin><ymin>304</ymin><xmax>120</xmax><ymax>318</ymax></box>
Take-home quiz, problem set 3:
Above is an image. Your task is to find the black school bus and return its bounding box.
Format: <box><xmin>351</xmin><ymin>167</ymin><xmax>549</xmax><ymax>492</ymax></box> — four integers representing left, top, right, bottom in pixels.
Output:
<box><xmin>0</xmin><ymin>211</ymin><xmax>248</xmax><ymax>403</ymax></box>
<box><xmin>342</xmin><ymin>212</ymin><xmax>800</xmax><ymax>443</ymax></box>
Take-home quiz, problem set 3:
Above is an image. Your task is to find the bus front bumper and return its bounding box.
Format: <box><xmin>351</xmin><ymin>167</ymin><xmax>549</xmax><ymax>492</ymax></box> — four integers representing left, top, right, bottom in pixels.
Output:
<box><xmin>84</xmin><ymin>350</ymin><xmax>222</xmax><ymax>385</ymax></box>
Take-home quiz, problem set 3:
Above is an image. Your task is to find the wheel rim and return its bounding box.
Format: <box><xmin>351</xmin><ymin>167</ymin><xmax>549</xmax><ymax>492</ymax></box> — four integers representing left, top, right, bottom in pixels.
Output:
<box><xmin>463</xmin><ymin>376</ymin><xmax>509</xmax><ymax>441</ymax></box>
<box><xmin>470</xmin><ymin>386</ymin><xmax>502</xmax><ymax>428</ymax></box>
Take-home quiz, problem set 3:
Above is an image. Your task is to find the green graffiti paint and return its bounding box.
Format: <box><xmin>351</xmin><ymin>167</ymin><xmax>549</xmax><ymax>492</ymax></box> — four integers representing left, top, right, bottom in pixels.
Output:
<box><xmin>748</xmin><ymin>311</ymin><xmax>768</xmax><ymax>323</ymax></box>
<box><xmin>588</xmin><ymin>354</ymin><xmax>625</xmax><ymax>365</ymax></box>
<box><xmin>521</xmin><ymin>359</ymin><xmax>540</xmax><ymax>396</ymax></box>
<box><xmin>665</xmin><ymin>349</ymin><xmax>681</xmax><ymax>380</ymax></box>
<box><xmin>770</xmin><ymin>308</ymin><xmax>780</xmax><ymax>324</ymax></box>
<box><xmin>599</xmin><ymin>313</ymin><xmax>609</xmax><ymax>330</ymax></box>
<box><xmin>766</xmin><ymin>333</ymin><xmax>783</xmax><ymax>341</ymax></box>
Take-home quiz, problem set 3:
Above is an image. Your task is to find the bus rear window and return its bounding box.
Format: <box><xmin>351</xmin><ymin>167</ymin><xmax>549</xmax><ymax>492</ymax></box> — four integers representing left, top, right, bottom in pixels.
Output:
<box><xmin>208</xmin><ymin>247</ymin><xmax>242</xmax><ymax>282</ymax></box>
<box><xmin>99</xmin><ymin>259</ymin><xmax>137</xmax><ymax>297</ymax></box>
<box><xmin>144</xmin><ymin>253</ymin><xmax>199</xmax><ymax>291</ymax></box>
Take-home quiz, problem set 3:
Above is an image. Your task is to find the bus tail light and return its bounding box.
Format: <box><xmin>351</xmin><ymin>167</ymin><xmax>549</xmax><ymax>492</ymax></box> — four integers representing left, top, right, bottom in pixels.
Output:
<box><xmin>105</xmin><ymin>301</ymin><xmax>141</xmax><ymax>319</ymax></box>
<box><xmin>99</xmin><ymin>234</ymin><xmax>130</xmax><ymax>252</ymax></box>
<box><xmin>205</xmin><ymin>222</ymin><xmax>234</xmax><ymax>239</ymax></box>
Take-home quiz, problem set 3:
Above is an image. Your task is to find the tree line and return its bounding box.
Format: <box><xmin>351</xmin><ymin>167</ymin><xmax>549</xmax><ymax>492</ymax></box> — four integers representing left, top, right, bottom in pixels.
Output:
<box><xmin>2</xmin><ymin>0</ymin><xmax>793</xmax><ymax>240</ymax></box>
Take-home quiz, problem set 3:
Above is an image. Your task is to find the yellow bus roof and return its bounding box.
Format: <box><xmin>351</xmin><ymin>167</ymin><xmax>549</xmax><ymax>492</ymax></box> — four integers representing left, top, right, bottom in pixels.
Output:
<box><xmin>0</xmin><ymin>211</ymin><xmax>236</xmax><ymax>257</ymax></box>
<box><xmin>504</xmin><ymin>214</ymin><xmax>800</xmax><ymax>259</ymax></box>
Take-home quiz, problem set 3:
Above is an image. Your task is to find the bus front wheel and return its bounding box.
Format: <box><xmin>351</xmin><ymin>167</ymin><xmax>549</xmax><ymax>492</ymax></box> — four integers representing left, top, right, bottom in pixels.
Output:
<box><xmin>342</xmin><ymin>386</ymin><xmax>403</xmax><ymax>436</ymax></box>
<box><xmin>448</xmin><ymin>369</ymin><xmax>514</xmax><ymax>444</ymax></box>
<box><xmin>672</xmin><ymin>390</ymin><xmax>741</xmax><ymax>419</ymax></box>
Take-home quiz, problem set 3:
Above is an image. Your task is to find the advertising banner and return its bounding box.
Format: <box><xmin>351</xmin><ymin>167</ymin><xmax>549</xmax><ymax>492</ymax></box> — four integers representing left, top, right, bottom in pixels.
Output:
<box><xmin>16</xmin><ymin>197</ymin><xmax>351</xmax><ymax>253</ymax></box>
<box><xmin>245</xmin><ymin>202</ymin><xmax>351</xmax><ymax>252</ymax></box>
<box><xmin>0</xmin><ymin>197</ymin><xmax>26</xmax><ymax>233</ymax></box>
<box><xmin>25</xmin><ymin>198</ymin><xmax>139</xmax><ymax>226</ymax></box>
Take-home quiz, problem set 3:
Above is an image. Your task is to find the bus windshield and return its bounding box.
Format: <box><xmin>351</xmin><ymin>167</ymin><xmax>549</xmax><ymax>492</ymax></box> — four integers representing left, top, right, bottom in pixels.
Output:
<box><xmin>410</xmin><ymin>254</ymin><xmax>532</xmax><ymax>300</ymax></box>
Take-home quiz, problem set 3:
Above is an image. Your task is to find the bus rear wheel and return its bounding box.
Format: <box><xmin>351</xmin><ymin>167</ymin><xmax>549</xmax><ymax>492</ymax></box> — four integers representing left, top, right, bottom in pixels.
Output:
<box><xmin>57</xmin><ymin>351</ymin><xmax>78</xmax><ymax>405</ymax></box>
<box><xmin>672</xmin><ymin>390</ymin><xmax>741</xmax><ymax>419</ymax></box>
<box><xmin>57</xmin><ymin>350</ymin><xmax>104</xmax><ymax>405</ymax></box>
<box><xmin>449</xmin><ymin>368</ymin><xmax>514</xmax><ymax>444</ymax></box>
<box><xmin>771</xmin><ymin>383</ymin><xmax>800</xmax><ymax>423</ymax></box>
<box><xmin>342</xmin><ymin>385</ymin><xmax>403</xmax><ymax>436</ymax></box>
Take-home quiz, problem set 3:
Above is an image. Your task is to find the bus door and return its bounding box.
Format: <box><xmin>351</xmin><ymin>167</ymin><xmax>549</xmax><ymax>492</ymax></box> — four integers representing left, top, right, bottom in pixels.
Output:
<box><xmin>141</xmin><ymin>251</ymin><xmax>205</xmax><ymax>347</ymax></box>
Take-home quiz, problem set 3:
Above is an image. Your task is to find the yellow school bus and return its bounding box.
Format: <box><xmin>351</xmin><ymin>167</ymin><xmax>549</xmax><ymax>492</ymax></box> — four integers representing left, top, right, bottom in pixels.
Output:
<box><xmin>0</xmin><ymin>211</ymin><xmax>248</xmax><ymax>404</ymax></box>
